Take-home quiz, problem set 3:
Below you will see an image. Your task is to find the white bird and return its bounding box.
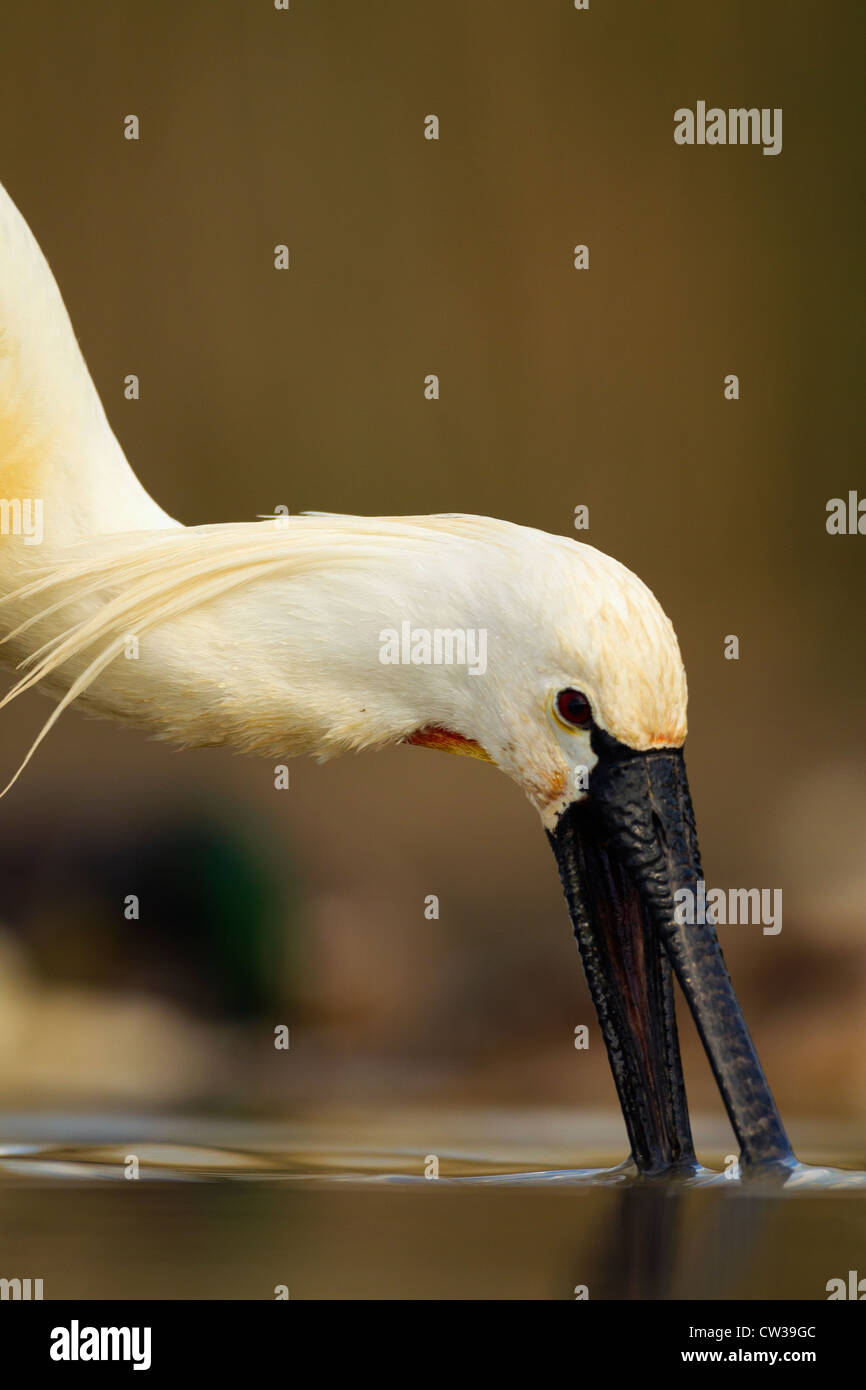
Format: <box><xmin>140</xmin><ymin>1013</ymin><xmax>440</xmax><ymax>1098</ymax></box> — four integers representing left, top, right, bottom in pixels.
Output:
<box><xmin>0</xmin><ymin>178</ymin><xmax>794</xmax><ymax>1177</ymax></box>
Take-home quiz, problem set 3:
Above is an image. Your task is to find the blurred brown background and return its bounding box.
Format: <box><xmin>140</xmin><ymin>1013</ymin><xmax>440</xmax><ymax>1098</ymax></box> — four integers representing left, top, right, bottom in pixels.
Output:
<box><xmin>0</xmin><ymin>1</ymin><xmax>863</xmax><ymax>1140</ymax></box>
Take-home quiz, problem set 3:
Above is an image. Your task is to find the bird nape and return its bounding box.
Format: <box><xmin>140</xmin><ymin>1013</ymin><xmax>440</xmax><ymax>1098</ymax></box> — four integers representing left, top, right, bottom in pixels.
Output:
<box><xmin>0</xmin><ymin>175</ymin><xmax>796</xmax><ymax>1179</ymax></box>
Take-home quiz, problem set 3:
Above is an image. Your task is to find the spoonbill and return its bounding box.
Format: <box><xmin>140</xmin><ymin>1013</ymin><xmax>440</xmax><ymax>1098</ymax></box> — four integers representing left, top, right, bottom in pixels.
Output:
<box><xmin>0</xmin><ymin>177</ymin><xmax>794</xmax><ymax>1178</ymax></box>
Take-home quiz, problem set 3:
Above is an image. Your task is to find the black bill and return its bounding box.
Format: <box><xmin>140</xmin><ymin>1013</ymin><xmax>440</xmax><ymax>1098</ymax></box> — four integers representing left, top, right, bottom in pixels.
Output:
<box><xmin>548</xmin><ymin>730</ymin><xmax>793</xmax><ymax>1175</ymax></box>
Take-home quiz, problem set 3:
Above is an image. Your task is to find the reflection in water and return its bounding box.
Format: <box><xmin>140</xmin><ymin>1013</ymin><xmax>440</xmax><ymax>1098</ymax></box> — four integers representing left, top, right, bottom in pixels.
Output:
<box><xmin>592</xmin><ymin>1187</ymin><xmax>682</xmax><ymax>1300</ymax></box>
<box><xmin>587</xmin><ymin>1186</ymin><xmax>771</xmax><ymax>1301</ymax></box>
<box><xmin>0</xmin><ymin>1112</ymin><xmax>864</xmax><ymax>1298</ymax></box>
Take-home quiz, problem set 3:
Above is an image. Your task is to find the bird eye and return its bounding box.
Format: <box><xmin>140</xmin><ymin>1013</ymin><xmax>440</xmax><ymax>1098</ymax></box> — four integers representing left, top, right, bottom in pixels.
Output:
<box><xmin>555</xmin><ymin>688</ymin><xmax>593</xmax><ymax>728</ymax></box>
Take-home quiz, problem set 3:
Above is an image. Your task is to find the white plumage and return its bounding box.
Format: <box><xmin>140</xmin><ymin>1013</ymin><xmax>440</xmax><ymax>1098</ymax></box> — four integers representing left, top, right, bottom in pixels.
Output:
<box><xmin>2</xmin><ymin>177</ymin><xmax>811</xmax><ymax>1182</ymax></box>
<box><xmin>0</xmin><ymin>178</ymin><xmax>687</xmax><ymax>828</ymax></box>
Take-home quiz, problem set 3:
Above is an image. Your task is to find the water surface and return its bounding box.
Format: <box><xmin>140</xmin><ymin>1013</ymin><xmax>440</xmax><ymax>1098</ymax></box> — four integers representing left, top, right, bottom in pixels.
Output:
<box><xmin>1</xmin><ymin>1109</ymin><xmax>863</xmax><ymax>1299</ymax></box>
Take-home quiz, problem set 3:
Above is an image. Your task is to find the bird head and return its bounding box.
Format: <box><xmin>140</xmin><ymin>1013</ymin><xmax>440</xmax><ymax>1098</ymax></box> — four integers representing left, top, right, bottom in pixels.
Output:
<box><xmin>392</xmin><ymin>517</ymin><xmax>787</xmax><ymax>1174</ymax></box>
<box><xmin>403</xmin><ymin>522</ymin><xmax>688</xmax><ymax>827</ymax></box>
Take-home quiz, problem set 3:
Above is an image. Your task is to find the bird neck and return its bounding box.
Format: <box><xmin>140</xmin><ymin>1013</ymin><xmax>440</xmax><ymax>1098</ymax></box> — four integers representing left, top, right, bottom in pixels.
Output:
<box><xmin>0</xmin><ymin>180</ymin><xmax>174</xmax><ymax>593</ymax></box>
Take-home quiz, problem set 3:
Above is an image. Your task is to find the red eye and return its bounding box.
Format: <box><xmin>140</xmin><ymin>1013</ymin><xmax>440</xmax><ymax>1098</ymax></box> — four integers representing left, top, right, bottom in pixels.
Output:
<box><xmin>556</xmin><ymin>688</ymin><xmax>592</xmax><ymax>728</ymax></box>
